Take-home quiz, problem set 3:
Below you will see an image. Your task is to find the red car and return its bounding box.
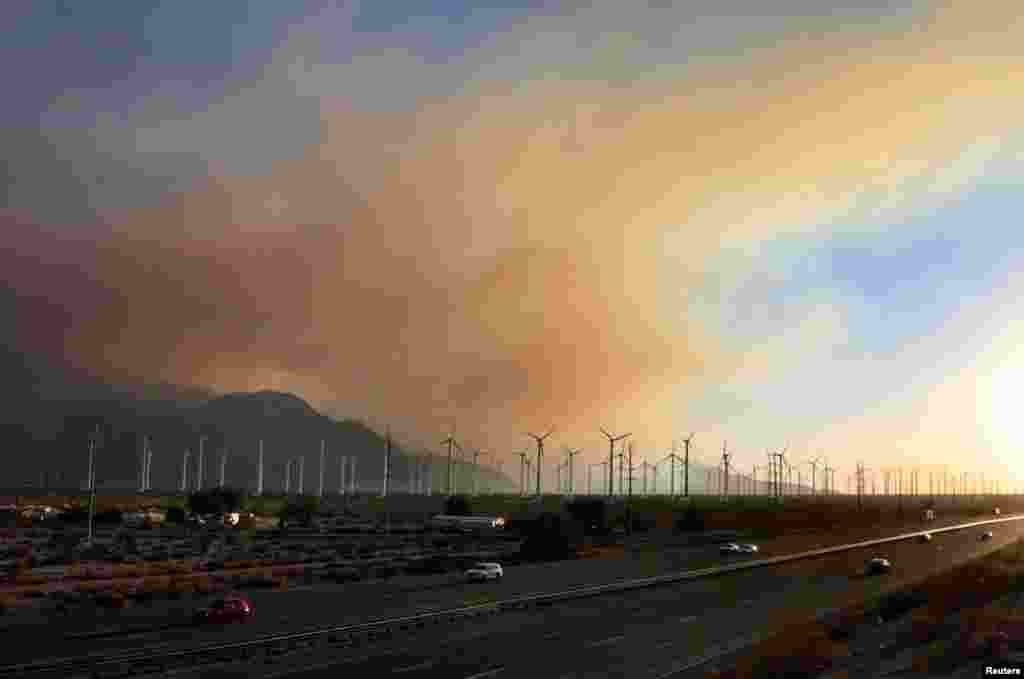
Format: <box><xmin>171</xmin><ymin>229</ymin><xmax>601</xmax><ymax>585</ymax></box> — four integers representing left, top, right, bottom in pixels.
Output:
<box><xmin>193</xmin><ymin>595</ymin><xmax>254</xmax><ymax>624</ymax></box>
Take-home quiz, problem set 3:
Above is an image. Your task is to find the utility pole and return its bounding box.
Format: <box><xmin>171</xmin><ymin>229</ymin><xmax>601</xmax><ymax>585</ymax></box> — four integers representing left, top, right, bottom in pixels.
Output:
<box><xmin>285</xmin><ymin>459</ymin><xmax>292</xmax><ymax>494</ymax></box>
<box><xmin>349</xmin><ymin>456</ymin><xmax>358</xmax><ymax>495</ymax></box>
<box><xmin>527</xmin><ymin>431</ymin><xmax>553</xmax><ymax>496</ymax></box>
<box><xmin>339</xmin><ymin>455</ymin><xmax>347</xmax><ymax>495</ymax></box>
<box><xmin>600</xmin><ymin>429</ymin><xmax>631</xmax><ymax>497</ymax></box>
<box><xmin>256</xmin><ymin>440</ymin><xmax>264</xmax><ymax>496</ymax></box>
<box><xmin>219</xmin><ymin>449</ymin><xmax>227</xmax><ymax>488</ymax></box>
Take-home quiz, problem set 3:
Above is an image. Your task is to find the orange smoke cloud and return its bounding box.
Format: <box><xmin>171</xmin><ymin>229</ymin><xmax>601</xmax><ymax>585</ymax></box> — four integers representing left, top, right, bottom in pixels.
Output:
<box><xmin>20</xmin><ymin>1</ymin><xmax>1024</xmax><ymax>455</ymax></box>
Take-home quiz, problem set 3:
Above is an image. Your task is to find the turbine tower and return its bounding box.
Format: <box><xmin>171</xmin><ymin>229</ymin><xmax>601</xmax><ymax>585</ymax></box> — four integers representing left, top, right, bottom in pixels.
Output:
<box><xmin>514</xmin><ymin>451</ymin><xmax>529</xmax><ymax>496</ymax></box>
<box><xmin>599</xmin><ymin>428</ymin><xmax>631</xmax><ymax>497</ymax></box>
<box><xmin>256</xmin><ymin>439</ymin><xmax>264</xmax><ymax>496</ymax></box>
<box><xmin>565</xmin><ymin>448</ymin><xmax>581</xmax><ymax>495</ymax></box>
<box><xmin>527</xmin><ymin>430</ymin><xmax>553</xmax><ymax>496</ymax></box>
<box><xmin>682</xmin><ymin>433</ymin><xmax>694</xmax><ymax>497</ymax></box>
<box><xmin>441</xmin><ymin>434</ymin><xmax>457</xmax><ymax>495</ymax></box>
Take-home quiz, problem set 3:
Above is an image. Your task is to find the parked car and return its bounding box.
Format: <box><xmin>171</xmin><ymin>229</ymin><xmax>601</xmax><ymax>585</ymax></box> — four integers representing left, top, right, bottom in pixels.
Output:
<box><xmin>865</xmin><ymin>557</ymin><xmax>891</xmax><ymax>575</ymax></box>
<box><xmin>919</xmin><ymin>533</ymin><xmax>933</xmax><ymax>543</ymax></box>
<box><xmin>981</xmin><ymin>531</ymin><xmax>994</xmax><ymax>541</ymax></box>
<box><xmin>465</xmin><ymin>562</ymin><xmax>503</xmax><ymax>582</ymax></box>
<box><xmin>193</xmin><ymin>594</ymin><xmax>253</xmax><ymax>624</ymax></box>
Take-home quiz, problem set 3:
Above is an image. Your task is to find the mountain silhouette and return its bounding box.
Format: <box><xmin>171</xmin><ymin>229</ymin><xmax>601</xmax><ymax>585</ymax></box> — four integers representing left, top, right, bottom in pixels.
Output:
<box><xmin>0</xmin><ymin>354</ymin><xmax>513</xmax><ymax>494</ymax></box>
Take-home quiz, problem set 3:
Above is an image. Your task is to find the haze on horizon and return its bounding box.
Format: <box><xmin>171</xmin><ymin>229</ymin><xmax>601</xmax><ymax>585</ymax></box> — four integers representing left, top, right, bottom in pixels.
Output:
<box><xmin>3</xmin><ymin>1</ymin><xmax>1024</xmax><ymax>487</ymax></box>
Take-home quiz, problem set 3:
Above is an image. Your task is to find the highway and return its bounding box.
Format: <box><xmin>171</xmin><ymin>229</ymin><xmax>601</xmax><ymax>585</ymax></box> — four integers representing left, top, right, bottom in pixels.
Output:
<box><xmin>0</xmin><ymin>513</ymin><xmax>1006</xmax><ymax>668</ymax></box>
<box><xmin>164</xmin><ymin>519</ymin><xmax>1024</xmax><ymax>679</ymax></box>
<box><xmin>0</xmin><ymin>514</ymin><xmax>968</xmax><ymax>662</ymax></box>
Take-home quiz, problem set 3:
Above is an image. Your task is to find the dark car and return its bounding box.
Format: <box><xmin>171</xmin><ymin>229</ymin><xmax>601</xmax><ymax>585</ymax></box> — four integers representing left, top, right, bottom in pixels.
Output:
<box><xmin>865</xmin><ymin>557</ymin><xmax>891</xmax><ymax>575</ymax></box>
<box><xmin>193</xmin><ymin>594</ymin><xmax>253</xmax><ymax>624</ymax></box>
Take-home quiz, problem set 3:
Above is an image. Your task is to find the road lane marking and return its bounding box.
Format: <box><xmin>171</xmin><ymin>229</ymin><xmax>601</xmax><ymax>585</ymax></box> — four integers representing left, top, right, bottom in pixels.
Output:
<box><xmin>585</xmin><ymin>634</ymin><xmax>625</xmax><ymax>648</ymax></box>
<box><xmin>393</xmin><ymin>659</ymin><xmax>438</xmax><ymax>673</ymax></box>
<box><xmin>464</xmin><ymin>668</ymin><xmax>505</xmax><ymax>679</ymax></box>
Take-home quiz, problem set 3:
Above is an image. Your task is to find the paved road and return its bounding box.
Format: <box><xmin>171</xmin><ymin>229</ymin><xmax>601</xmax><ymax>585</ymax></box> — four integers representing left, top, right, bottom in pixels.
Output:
<box><xmin>174</xmin><ymin>519</ymin><xmax>1024</xmax><ymax>679</ymax></box>
<box><xmin>0</xmin><ymin>513</ymin><xmax>999</xmax><ymax>667</ymax></box>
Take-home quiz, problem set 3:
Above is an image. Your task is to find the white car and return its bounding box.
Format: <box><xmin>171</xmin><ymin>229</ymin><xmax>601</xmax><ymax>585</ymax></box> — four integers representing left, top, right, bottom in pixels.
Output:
<box><xmin>465</xmin><ymin>562</ymin><xmax>503</xmax><ymax>582</ymax></box>
<box><xmin>981</xmin><ymin>531</ymin><xmax>994</xmax><ymax>541</ymax></box>
<box><xmin>919</xmin><ymin>533</ymin><xmax>933</xmax><ymax>543</ymax></box>
<box><xmin>720</xmin><ymin>543</ymin><xmax>758</xmax><ymax>555</ymax></box>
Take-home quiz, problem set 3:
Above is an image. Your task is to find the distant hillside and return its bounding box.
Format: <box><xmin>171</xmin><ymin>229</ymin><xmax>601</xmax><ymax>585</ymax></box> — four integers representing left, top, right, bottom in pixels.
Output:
<box><xmin>0</xmin><ymin>359</ymin><xmax>515</xmax><ymax>493</ymax></box>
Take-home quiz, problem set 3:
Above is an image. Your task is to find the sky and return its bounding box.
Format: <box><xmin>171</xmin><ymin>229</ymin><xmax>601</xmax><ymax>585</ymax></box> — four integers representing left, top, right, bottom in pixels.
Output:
<box><xmin>4</xmin><ymin>0</ymin><xmax>1024</xmax><ymax>492</ymax></box>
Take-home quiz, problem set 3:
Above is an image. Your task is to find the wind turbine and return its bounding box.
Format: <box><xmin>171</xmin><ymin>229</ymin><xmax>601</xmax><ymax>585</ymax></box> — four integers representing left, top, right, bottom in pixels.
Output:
<box><xmin>527</xmin><ymin>430</ymin><xmax>553</xmax><ymax>496</ymax></box>
<box><xmin>440</xmin><ymin>434</ymin><xmax>458</xmax><ymax>495</ymax></box>
<box><xmin>808</xmin><ymin>455</ymin><xmax>823</xmax><ymax>497</ymax></box>
<box><xmin>514</xmin><ymin>451</ymin><xmax>529</xmax><ymax>496</ymax></box>
<box><xmin>662</xmin><ymin>440</ymin><xmax>684</xmax><ymax>498</ymax></box>
<box><xmin>564</xmin><ymin>447</ymin><xmax>582</xmax><ymax>495</ymax></box>
<box><xmin>600</xmin><ymin>428</ymin><xmax>631</xmax><ymax>497</ymax></box>
<box><xmin>682</xmin><ymin>433</ymin><xmax>694</xmax><ymax>497</ymax></box>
